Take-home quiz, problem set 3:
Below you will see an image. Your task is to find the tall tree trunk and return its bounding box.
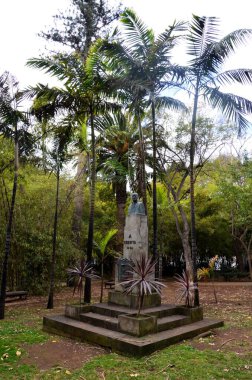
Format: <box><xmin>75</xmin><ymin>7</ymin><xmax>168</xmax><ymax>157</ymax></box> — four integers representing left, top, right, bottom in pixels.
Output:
<box><xmin>84</xmin><ymin>105</ymin><xmax>96</xmax><ymax>303</ymax></box>
<box><xmin>72</xmin><ymin>152</ymin><xmax>86</xmax><ymax>248</ymax></box>
<box><xmin>178</xmin><ymin>206</ymin><xmax>193</xmax><ymax>276</ymax></box>
<box><xmin>115</xmin><ymin>182</ymin><xmax>127</xmax><ymax>253</ymax></box>
<box><xmin>190</xmin><ymin>83</ymin><xmax>200</xmax><ymax>307</ymax></box>
<box><xmin>100</xmin><ymin>259</ymin><xmax>104</xmax><ymax>303</ymax></box>
<box><xmin>47</xmin><ymin>160</ymin><xmax>60</xmax><ymax>309</ymax></box>
<box><xmin>166</xmin><ymin>172</ymin><xmax>193</xmax><ymax>279</ymax></box>
<box><xmin>137</xmin><ymin>109</ymin><xmax>147</xmax><ymax>213</ymax></box>
<box><xmin>0</xmin><ymin>123</ymin><xmax>18</xmax><ymax>320</ymax></box>
<box><xmin>151</xmin><ymin>96</ymin><xmax>158</xmax><ymax>278</ymax></box>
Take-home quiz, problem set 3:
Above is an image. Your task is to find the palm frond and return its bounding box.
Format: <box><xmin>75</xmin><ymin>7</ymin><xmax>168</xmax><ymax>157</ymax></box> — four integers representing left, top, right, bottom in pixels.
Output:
<box><xmin>96</xmin><ymin>229</ymin><xmax>118</xmax><ymax>256</ymax></box>
<box><xmin>214</xmin><ymin>69</ymin><xmax>252</xmax><ymax>86</ymax></box>
<box><xmin>187</xmin><ymin>15</ymin><xmax>220</xmax><ymax>58</ymax></box>
<box><xmin>194</xmin><ymin>29</ymin><xmax>252</xmax><ymax>74</ymax></box>
<box><xmin>213</xmin><ymin>29</ymin><xmax>252</xmax><ymax>60</ymax></box>
<box><xmin>155</xmin><ymin>96</ymin><xmax>187</xmax><ymax>112</ymax></box>
<box><xmin>204</xmin><ymin>86</ymin><xmax>252</xmax><ymax>133</ymax></box>
<box><xmin>120</xmin><ymin>9</ymin><xmax>154</xmax><ymax>57</ymax></box>
<box><xmin>27</xmin><ymin>57</ymin><xmax>69</xmax><ymax>82</ymax></box>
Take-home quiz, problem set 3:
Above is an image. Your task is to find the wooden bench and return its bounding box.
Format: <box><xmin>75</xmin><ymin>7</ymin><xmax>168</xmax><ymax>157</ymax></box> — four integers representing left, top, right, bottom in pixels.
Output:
<box><xmin>104</xmin><ymin>281</ymin><xmax>115</xmax><ymax>289</ymax></box>
<box><xmin>6</xmin><ymin>291</ymin><xmax>28</xmax><ymax>300</ymax></box>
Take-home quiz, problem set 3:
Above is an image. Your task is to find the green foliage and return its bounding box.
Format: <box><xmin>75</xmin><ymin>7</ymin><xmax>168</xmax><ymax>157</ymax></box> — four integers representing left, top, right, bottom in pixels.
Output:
<box><xmin>0</xmin><ymin>165</ymin><xmax>81</xmax><ymax>294</ymax></box>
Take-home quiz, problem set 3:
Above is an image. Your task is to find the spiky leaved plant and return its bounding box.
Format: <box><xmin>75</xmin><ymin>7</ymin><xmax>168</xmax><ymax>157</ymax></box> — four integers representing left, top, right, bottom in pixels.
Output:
<box><xmin>66</xmin><ymin>261</ymin><xmax>99</xmax><ymax>304</ymax></box>
<box><xmin>174</xmin><ymin>270</ymin><xmax>195</xmax><ymax>308</ymax></box>
<box><xmin>120</xmin><ymin>255</ymin><xmax>166</xmax><ymax>317</ymax></box>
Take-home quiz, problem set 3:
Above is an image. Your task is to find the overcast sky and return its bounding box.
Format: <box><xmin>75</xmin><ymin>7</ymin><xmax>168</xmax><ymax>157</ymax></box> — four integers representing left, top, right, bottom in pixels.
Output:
<box><xmin>1</xmin><ymin>0</ymin><xmax>252</xmax><ymax>101</ymax></box>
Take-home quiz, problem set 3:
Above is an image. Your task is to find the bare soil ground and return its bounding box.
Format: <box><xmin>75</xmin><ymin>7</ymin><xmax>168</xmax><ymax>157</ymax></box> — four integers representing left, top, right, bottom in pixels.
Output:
<box><xmin>6</xmin><ymin>280</ymin><xmax>252</xmax><ymax>370</ymax></box>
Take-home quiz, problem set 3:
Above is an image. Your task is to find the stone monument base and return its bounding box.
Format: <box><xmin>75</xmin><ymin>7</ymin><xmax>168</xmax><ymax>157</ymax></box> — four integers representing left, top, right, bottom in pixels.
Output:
<box><xmin>108</xmin><ymin>290</ymin><xmax>161</xmax><ymax>309</ymax></box>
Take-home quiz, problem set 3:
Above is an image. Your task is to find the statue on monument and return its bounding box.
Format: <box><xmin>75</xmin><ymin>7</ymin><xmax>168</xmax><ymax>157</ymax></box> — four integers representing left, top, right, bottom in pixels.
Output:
<box><xmin>128</xmin><ymin>193</ymin><xmax>145</xmax><ymax>216</ymax></box>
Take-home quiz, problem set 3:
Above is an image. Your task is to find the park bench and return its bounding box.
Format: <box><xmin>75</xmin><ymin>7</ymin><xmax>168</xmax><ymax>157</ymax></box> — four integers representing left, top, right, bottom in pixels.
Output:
<box><xmin>104</xmin><ymin>281</ymin><xmax>115</xmax><ymax>289</ymax></box>
<box><xmin>6</xmin><ymin>291</ymin><xmax>28</xmax><ymax>300</ymax></box>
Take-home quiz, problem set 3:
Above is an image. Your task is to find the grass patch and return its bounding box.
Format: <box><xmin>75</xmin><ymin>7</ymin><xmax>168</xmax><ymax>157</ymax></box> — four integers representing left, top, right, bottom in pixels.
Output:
<box><xmin>72</xmin><ymin>346</ymin><xmax>251</xmax><ymax>380</ymax></box>
<box><xmin>0</xmin><ymin>313</ymin><xmax>49</xmax><ymax>379</ymax></box>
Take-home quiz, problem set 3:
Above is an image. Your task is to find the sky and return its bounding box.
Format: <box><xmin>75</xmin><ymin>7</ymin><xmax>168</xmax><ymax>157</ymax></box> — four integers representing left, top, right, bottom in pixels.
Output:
<box><xmin>1</xmin><ymin>0</ymin><xmax>252</xmax><ymax>100</ymax></box>
<box><xmin>0</xmin><ymin>0</ymin><xmax>251</xmax><ymax>159</ymax></box>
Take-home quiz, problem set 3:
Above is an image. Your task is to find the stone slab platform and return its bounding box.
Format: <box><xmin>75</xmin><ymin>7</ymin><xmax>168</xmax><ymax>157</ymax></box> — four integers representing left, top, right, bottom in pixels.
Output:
<box><xmin>43</xmin><ymin>314</ymin><xmax>224</xmax><ymax>356</ymax></box>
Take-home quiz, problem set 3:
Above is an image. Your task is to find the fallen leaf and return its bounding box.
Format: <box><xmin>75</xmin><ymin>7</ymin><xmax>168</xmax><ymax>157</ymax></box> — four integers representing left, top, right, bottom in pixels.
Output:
<box><xmin>16</xmin><ymin>350</ymin><xmax>21</xmax><ymax>356</ymax></box>
<box><xmin>244</xmin><ymin>365</ymin><xmax>251</xmax><ymax>370</ymax></box>
<box><xmin>65</xmin><ymin>370</ymin><xmax>71</xmax><ymax>375</ymax></box>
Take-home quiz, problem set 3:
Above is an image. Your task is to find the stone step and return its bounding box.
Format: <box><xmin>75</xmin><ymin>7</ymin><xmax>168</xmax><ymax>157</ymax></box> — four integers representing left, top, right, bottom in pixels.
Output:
<box><xmin>80</xmin><ymin>312</ymin><xmax>118</xmax><ymax>331</ymax></box>
<box><xmin>80</xmin><ymin>312</ymin><xmax>191</xmax><ymax>333</ymax></box>
<box><xmin>91</xmin><ymin>303</ymin><xmax>136</xmax><ymax>317</ymax></box>
<box><xmin>157</xmin><ymin>315</ymin><xmax>190</xmax><ymax>332</ymax></box>
<box><xmin>43</xmin><ymin>314</ymin><xmax>224</xmax><ymax>356</ymax></box>
<box><xmin>80</xmin><ymin>312</ymin><xmax>192</xmax><ymax>333</ymax></box>
<box><xmin>91</xmin><ymin>303</ymin><xmax>179</xmax><ymax>318</ymax></box>
<box><xmin>142</xmin><ymin>305</ymin><xmax>181</xmax><ymax>318</ymax></box>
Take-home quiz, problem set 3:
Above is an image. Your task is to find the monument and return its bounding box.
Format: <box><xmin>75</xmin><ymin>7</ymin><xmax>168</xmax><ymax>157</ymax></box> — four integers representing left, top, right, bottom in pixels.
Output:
<box><xmin>116</xmin><ymin>193</ymin><xmax>148</xmax><ymax>287</ymax></box>
<box><xmin>109</xmin><ymin>193</ymin><xmax>160</xmax><ymax>307</ymax></box>
<box><xmin>43</xmin><ymin>194</ymin><xmax>223</xmax><ymax>356</ymax></box>
<box><xmin>123</xmin><ymin>193</ymin><xmax>148</xmax><ymax>261</ymax></box>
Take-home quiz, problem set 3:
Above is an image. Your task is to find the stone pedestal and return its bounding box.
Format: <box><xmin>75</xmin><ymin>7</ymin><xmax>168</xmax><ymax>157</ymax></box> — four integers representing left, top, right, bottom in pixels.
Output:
<box><xmin>123</xmin><ymin>214</ymin><xmax>148</xmax><ymax>260</ymax></box>
<box><xmin>115</xmin><ymin>214</ymin><xmax>148</xmax><ymax>292</ymax></box>
<box><xmin>108</xmin><ymin>290</ymin><xmax>161</xmax><ymax>308</ymax></box>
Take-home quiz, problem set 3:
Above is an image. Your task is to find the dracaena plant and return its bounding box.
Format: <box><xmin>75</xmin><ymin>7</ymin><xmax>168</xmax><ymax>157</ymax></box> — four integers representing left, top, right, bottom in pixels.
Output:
<box><xmin>66</xmin><ymin>261</ymin><xmax>99</xmax><ymax>304</ymax></box>
<box><xmin>120</xmin><ymin>255</ymin><xmax>166</xmax><ymax>317</ymax></box>
<box><xmin>174</xmin><ymin>270</ymin><xmax>195</xmax><ymax>308</ymax></box>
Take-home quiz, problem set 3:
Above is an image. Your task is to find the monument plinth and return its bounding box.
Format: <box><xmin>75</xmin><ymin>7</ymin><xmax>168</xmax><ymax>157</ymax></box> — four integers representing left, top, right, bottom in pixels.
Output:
<box><xmin>110</xmin><ymin>194</ymin><xmax>161</xmax><ymax>307</ymax></box>
<box><xmin>43</xmin><ymin>192</ymin><xmax>223</xmax><ymax>356</ymax></box>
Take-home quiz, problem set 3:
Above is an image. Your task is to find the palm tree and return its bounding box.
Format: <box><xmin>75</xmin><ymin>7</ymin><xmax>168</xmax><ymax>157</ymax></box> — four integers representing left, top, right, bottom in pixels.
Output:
<box><xmin>27</xmin><ymin>52</ymin><xmax>118</xmax><ymax>303</ymax></box>
<box><xmin>177</xmin><ymin>15</ymin><xmax>252</xmax><ymax>306</ymax></box>
<box><xmin>0</xmin><ymin>72</ymin><xmax>31</xmax><ymax>319</ymax></box>
<box><xmin>93</xmin><ymin>228</ymin><xmax>118</xmax><ymax>303</ymax></box>
<box><xmin>95</xmin><ymin>9</ymin><xmax>186</xmax><ymax>274</ymax></box>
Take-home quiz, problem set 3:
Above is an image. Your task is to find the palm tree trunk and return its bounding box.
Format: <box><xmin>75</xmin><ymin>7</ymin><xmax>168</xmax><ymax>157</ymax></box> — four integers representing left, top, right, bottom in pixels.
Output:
<box><xmin>84</xmin><ymin>105</ymin><xmax>96</xmax><ymax>304</ymax></box>
<box><xmin>137</xmin><ymin>109</ymin><xmax>147</xmax><ymax>212</ymax></box>
<box><xmin>47</xmin><ymin>160</ymin><xmax>60</xmax><ymax>309</ymax></box>
<box><xmin>100</xmin><ymin>260</ymin><xmax>104</xmax><ymax>303</ymax></box>
<box><xmin>151</xmin><ymin>96</ymin><xmax>158</xmax><ymax>278</ymax></box>
<box><xmin>115</xmin><ymin>182</ymin><xmax>127</xmax><ymax>253</ymax></box>
<box><xmin>190</xmin><ymin>83</ymin><xmax>200</xmax><ymax>307</ymax></box>
<box><xmin>0</xmin><ymin>123</ymin><xmax>18</xmax><ymax>319</ymax></box>
<box><xmin>72</xmin><ymin>152</ymin><xmax>86</xmax><ymax>248</ymax></box>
